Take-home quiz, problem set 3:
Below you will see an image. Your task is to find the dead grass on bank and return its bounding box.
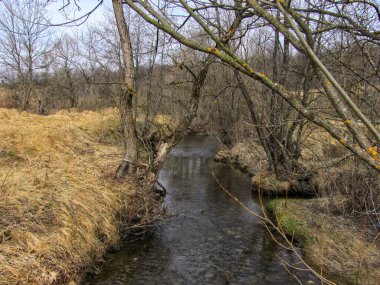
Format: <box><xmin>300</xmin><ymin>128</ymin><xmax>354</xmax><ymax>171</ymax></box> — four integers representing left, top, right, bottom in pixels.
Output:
<box><xmin>268</xmin><ymin>198</ymin><xmax>380</xmax><ymax>285</ymax></box>
<box><xmin>0</xmin><ymin>108</ymin><xmax>150</xmax><ymax>284</ymax></box>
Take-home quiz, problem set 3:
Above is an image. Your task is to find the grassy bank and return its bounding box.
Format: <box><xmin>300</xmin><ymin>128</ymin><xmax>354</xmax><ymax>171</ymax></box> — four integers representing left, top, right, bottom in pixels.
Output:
<box><xmin>0</xmin><ymin>108</ymin><xmax>152</xmax><ymax>284</ymax></box>
<box><xmin>267</xmin><ymin>199</ymin><xmax>380</xmax><ymax>285</ymax></box>
<box><xmin>214</xmin><ymin>142</ymin><xmax>267</xmax><ymax>174</ymax></box>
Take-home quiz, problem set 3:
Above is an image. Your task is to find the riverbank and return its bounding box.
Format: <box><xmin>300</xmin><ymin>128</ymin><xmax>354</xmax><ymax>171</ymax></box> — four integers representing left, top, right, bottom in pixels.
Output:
<box><xmin>214</xmin><ymin>140</ymin><xmax>380</xmax><ymax>284</ymax></box>
<box><xmin>267</xmin><ymin>198</ymin><xmax>380</xmax><ymax>284</ymax></box>
<box><xmin>0</xmin><ymin>108</ymin><xmax>156</xmax><ymax>284</ymax></box>
<box><xmin>214</xmin><ymin>141</ymin><xmax>321</xmax><ymax>196</ymax></box>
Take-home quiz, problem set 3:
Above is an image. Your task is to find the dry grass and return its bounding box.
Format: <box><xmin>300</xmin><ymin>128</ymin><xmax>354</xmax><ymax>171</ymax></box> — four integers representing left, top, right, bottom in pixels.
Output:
<box><xmin>268</xmin><ymin>198</ymin><xmax>380</xmax><ymax>285</ymax></box>
<box><xmin>251</xmin><ymin>172</ymin><xmax>291</xmax><ymax>195</ymax></box>
<box><xmin>0</xmin><ymin>108</ymin><xmax>149</xmax><ymax>284</ymax></box>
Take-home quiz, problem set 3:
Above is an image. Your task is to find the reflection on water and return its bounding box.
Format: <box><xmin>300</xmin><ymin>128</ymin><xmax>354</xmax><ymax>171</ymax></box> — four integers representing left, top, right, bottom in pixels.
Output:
<box><xmin>86</xmin><ymin>136</ymin><xmax>318</xmax><ymax>285</ymax></box>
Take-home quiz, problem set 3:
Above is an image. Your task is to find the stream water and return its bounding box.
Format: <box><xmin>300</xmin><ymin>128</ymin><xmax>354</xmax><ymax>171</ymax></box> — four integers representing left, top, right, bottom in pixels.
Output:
<box><xmin>86</xmin><ymin>135</ymin><xmax>318</xmax><ymax>285</ymax></box>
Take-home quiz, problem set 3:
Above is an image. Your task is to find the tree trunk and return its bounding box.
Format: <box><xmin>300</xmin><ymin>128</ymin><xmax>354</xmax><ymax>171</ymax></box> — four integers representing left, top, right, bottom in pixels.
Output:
<box><xmin>112</xmin><ymin>0</ymin><xmax>140</xmax><ymax>179</ymax></box>
<box><xmin>235</xmin><ymin>70</ymin><xmax>306</xmax><ymax>183</ymax></box>
<box><xmin>234</xmin><ymin>69</ymin><xmax>275</xmax><ymax>169</ymax></box>
<box><xmin>20</xmin><ymin>83</ymin><xmax>32</xmax><ymax>111</ymax></box>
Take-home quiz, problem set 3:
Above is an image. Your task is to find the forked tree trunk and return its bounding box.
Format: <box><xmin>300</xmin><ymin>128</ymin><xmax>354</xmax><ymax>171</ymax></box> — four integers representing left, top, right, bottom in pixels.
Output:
<box><xmin>112</xmin><ymin>0</ymin><xmax>140</xmax><ymax>179</ymax></box>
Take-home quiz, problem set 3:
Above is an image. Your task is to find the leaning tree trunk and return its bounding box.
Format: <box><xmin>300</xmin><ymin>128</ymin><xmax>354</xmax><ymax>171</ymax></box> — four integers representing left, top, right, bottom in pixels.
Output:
<box><xmin>143</xmin><ymin>58</ymin><xmax>213</xmax><ymax>192</ymax></box>
<box><xmin>144</xmin><ymin>4</ymin><xmax>247</xmax><ymax>190</ymax></box>
<box><xmin>112</xmin><ymin>0</ymin><xmax>140</xmax><ymax>179</ymax></box>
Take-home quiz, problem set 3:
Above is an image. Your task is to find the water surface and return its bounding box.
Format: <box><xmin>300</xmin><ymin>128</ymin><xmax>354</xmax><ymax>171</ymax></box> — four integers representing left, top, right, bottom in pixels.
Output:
<box><xmin>86</xmin><ymin>136</ymin><xmax>318</xmax><ymax>285</ymax></box>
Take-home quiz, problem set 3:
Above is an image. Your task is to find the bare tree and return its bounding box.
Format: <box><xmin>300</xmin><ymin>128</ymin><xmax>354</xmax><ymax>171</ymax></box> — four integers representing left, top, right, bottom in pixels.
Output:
<box><xmin>0</xmin><ymin>0</ymin><xmax>51</xmax><ymax>111</ymax></box>
<box><xmin>53</xmin><ymin>34</ymin><xmax>82</xmax><ymax>108</ymax></box>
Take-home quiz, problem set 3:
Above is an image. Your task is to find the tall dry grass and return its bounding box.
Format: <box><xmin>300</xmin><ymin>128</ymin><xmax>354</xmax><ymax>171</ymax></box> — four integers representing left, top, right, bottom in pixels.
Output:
<box><xmin>0</xmin><ymin>108</ymin><xmax>149</xmax><ymax>284</ymax></box>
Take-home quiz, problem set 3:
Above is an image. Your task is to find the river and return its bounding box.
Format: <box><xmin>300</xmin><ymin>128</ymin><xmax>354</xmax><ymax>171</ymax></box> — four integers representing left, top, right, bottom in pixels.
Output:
<box><xmin>86</xmin><ymin>135</ymin><xmax>318</xmax><ymax>285</ymax></box>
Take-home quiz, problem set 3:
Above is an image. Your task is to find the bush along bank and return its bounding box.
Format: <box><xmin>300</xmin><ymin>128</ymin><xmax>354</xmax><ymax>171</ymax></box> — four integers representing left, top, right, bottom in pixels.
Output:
<box><xmin>0</xmin><ymin>108</ymin><xmax>159</xmax><ymax>285</ymax></box>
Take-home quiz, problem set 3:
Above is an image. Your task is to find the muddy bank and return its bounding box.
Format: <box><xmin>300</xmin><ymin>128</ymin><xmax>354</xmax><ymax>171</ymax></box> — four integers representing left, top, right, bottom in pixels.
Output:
<box><xmin>0</xmin><ymin>109</ymin><xmax>157</xmax><ymax>285</ymax></box>
<box><xmin>268</xmin><ymin>199</ymin><xmax>380</xmax><ymax>285</ymax></box>
<box><xmin>215</xmin><ymin>142</ymin><xmax>380</xmax><ymax>284</ymax></box>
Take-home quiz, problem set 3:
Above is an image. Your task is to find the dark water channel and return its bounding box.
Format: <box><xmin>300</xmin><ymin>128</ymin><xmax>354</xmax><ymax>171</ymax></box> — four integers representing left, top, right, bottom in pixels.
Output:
<box><xmin>86</xmin><ymin>136</ymin><xmax>318</xmax><ymax>285</ymax></box>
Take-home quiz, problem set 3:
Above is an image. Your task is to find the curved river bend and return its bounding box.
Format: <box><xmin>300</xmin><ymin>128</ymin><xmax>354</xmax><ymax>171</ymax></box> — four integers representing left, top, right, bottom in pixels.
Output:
<box><xmin>86</xmin><ymin>136</ymin><xmax>318</xmax><ymax>285</ymax></box>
